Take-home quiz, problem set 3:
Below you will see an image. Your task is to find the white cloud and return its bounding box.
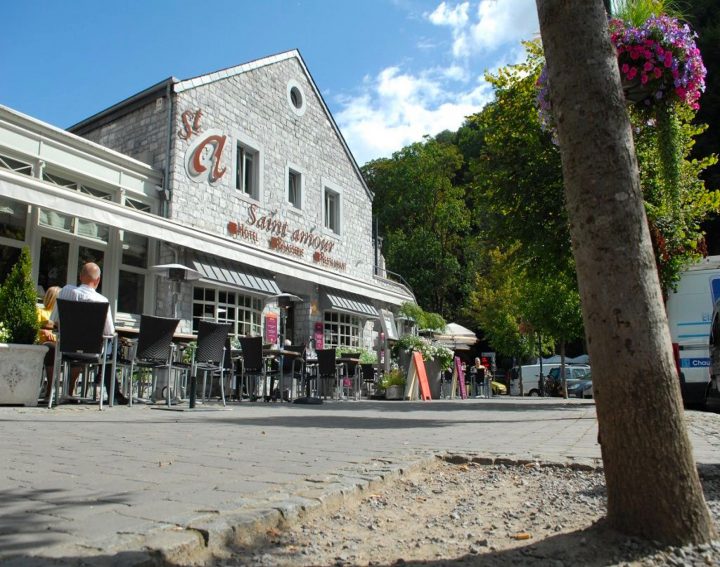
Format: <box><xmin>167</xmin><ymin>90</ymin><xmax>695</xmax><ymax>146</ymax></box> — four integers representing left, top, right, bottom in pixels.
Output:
<box><xmin>428</xmin><ymin>1</ymin><xmax>469</xmax><ymax>27</ymax></box>
<box><xmin>427</xmin><ymin>0</ymin><xmax>538</xmax><ymax>57</ymax></box>
<box><xmin>334</xmin><ymin>1</ymin><xmax>538</xmax><ymax>165</ymax></box>
<box><xmin>336</xmin><ymin>66</ymin><xmax>491</xmax><ymax>165</ymax></box>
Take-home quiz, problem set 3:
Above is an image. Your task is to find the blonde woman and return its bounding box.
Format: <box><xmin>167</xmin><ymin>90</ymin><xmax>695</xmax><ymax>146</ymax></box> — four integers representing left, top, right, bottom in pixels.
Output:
<box><xmin>38</xmin><ymin>286</ymin><xmax>60</xmax><ymax>399</ymax></box>
<box><xmin>38</xmin><ymin>286</ymin><xmax>60</xmax><ymax>343</ymax></box>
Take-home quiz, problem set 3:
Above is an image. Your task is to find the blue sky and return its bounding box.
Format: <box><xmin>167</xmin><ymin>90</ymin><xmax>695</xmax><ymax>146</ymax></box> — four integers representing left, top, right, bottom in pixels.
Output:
<box><xmin>0</xmin><ymin>0</ymin><xmax>539</xmax><ymax>165</ymax></box>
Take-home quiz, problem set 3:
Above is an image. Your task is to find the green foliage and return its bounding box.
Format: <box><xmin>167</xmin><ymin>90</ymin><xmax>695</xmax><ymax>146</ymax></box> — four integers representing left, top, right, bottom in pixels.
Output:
<box><xmin>461</xmin><ymin>40</ymin><xmax>569</xmax><ymax>276</ymax></box>
<box><xmin>393</xmin><ymin>335</ymin><xmax>454</xmax><ymax>371</ymax></box>
<box><xmin>612</xmin><ymin>0</ymin><xmax>681</xmax><ymax>24</ymax></box>
<box><xmin>398</xmin><ymin>302</ymin><xmax>446</xmax><ymax>332</ymax></box>
<box><xmin>466</xmin><ymin>246</ymin><xmax>570</xmax><ymax>359</ymax></box>
<box><xmin>359</xmin><ymin>350</ymin><xmax>378</xmax><ymax>364</ymax></box>
<box><xmin>0</xmin><ymin>247</ymin><xmax>40</xmax><ymax>344</ymax></box>
<box><xmin>363</xmin><ymin>138</ymin><xmax>475</xmax><ymax>318</ymax></box>
<box><xmin>633</xmin><ymin>103</ymin><xmax>720</xmax><ymax>291</ymax></box>
<box><xmin>379</xmin><ymin>368</ymin><xmax>406</xmax><ymax>390</ymax></box>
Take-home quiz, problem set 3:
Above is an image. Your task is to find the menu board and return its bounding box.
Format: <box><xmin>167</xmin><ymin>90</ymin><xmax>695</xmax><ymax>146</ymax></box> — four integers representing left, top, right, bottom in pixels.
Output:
<box><xmin>405</xmin><ymin>351</ymin><xmax>431</xmax><ymax>401</ymax></box>
<box><xmin>379</xmin><ymin>309</ymin><xmax>399</xmax><ymax>341</ymax></box>
<box><xmin>314</xmin><ymin>321</ymin><xmax>324</xmax><ymax>350</ymax></box>
<box><xmin>453</xmin><ymin>356</ymin><xmax>467</xmax><ymax>399</ymax></box>
<box><xmin>265</xmin><ymin>312</ymin><xmax>278</xmax><ymax>345</ymax></box>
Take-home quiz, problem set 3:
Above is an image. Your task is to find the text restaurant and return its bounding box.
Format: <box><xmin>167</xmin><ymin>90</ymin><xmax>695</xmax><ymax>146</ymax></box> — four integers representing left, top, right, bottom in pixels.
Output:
<box><xmin>0</xmin><ymin>50</ymin><xmax>414</xmax><ymax>352</ymax></box>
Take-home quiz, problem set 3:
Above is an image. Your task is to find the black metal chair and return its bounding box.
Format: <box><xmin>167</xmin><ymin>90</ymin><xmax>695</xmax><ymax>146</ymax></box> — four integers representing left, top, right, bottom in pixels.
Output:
<box><xmin>280</xmin><ymin>344</ymin><xmax>305</xmax><ymax>400</ymax></box>
<box><xmin>192</xmin><ymin>321</ymin><xmax>232</xmax><ymax>406</ymax></box>
<box><xmin>51</xmin><ymin>299</ymin><xmax>115</xmax><ymax>409</ymax></box>
<box><xmin>239</xmin><ymin>336</ymin><xmax>268</xmax><ymax>401</ymax></box>
<box><xmin>205</xmin><ymin>337</ymin><xmax>236</xmax><ymax>402</ymax></box>
<box><xmin>361</xmin><ymin>363</ymin><xmax>377</xmax><ymax>397</ymax></box>
<box><xmin>117</xmin><ymin>315</ymin><xmax>180</xmax><ymax>406</ymax></box>
<box><xmin>316</xmin><ymin>349</ymin><xmax>343</xmax><ymax>400</ymax></box>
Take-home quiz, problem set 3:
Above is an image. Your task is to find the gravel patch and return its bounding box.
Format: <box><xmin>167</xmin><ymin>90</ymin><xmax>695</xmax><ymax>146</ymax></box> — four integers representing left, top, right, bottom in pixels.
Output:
<box><xmin>216</xmin><ymin>410</ymin><xmax>720</xmax><ymax>566</ymax></box>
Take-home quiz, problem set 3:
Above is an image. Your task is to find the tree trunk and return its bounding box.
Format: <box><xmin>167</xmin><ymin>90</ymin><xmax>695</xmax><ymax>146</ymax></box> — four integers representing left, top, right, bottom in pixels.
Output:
<box><xmin>535</xmin><ymin>0</ymin><xmax>716</xmax><ymax>545</ymax></box>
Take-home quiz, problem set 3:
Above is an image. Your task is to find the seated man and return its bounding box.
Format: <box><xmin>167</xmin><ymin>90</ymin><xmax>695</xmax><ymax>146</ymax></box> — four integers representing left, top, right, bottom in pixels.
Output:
<box><xmin>51</xmin><ymin>262</ymin><xmax>128</xmax><ymax>404</ymax></box>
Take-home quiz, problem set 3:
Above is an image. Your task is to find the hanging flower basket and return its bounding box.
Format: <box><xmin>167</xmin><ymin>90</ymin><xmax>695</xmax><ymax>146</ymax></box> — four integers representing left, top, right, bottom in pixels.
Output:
<box><xmin>611</xmin><ymin>15</ymin><xmax>705</xmax><ymax>110</ymax></box>
<box><xmin>536</xmin><ymin>14</ymin><xmax>706</xmax><ymax>136</ymax></box>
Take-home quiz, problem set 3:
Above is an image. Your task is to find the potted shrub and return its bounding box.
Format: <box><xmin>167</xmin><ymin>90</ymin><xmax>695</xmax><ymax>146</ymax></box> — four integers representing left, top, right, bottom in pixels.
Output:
<box><xmin>0</xmin><ymin>247</ymin><xmax>48</xmax><ymax>406</ymax></box>
<box><xmin>393</xmin><ymin>335</ymin><xmax>454</xmax><ymax>398</ymax></box>
<box><xmin>379</xmin><ymin>368</ymin><xmax>406</xmax><ymax>400</ymax></box>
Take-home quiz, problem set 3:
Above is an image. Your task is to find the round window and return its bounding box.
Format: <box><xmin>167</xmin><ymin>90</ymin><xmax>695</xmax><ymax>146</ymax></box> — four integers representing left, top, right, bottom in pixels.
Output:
<box><xmin>287</xmin><ymin>80</ymin><xmax>306</xmax><ymax>116</ymax></box>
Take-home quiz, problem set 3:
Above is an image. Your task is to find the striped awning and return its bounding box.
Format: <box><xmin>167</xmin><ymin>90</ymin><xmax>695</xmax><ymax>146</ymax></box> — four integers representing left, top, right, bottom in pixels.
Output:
<box><xmin>321</xmin><ymin>288</ymin><xmax>379</xmax><ymax>318</ymax></box>
<box><xmin>192</xmin><ymin>253</ymin><xmax>280</xmax><ymax>296</ymax></box>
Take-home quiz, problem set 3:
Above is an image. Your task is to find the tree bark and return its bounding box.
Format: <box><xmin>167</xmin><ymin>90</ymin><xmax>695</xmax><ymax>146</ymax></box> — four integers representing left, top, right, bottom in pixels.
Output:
<box><xmin>535</xmin><ymin>0</ymin><xmax>716</xmax><ymax>545</ymax></box>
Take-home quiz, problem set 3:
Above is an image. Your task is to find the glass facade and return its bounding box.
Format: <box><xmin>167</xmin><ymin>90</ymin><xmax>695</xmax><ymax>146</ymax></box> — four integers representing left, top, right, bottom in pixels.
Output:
<box><xmin>323</xmin><ymin>311</ymin><xmax>361</xmax><ymax>348</ymax></box>
<box><xmin>192</xmin><ymin>286</ymin><xmax>263</xmax><ymax>338</ymax></box>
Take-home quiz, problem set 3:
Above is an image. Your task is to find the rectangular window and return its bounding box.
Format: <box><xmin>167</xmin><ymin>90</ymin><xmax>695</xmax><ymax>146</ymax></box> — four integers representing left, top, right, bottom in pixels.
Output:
<box><xmin>288</xmin><ymin>169</ymin><xmax>301</xmax><ymax>209</ymax></box>
<box><xmin>323</xmin><ymin>311</ymin><xmax>361</xmax><ymax>348</ymax></box>
<box><xmin>236</xmin><ymin>144</ymin><xmax>259</xmax><ymax>199</ymax></box>
<box><xmin>117</xmin><ymin>231</ymin><xmax>150</xmax><ymax>316</ymax></box>
<box><xmin>0</xmin><ymin>196</ymin><xmax>27</xmax><ymax>241</ymax></box>
<box><xmin>192</xmin><ymin>285</ymin><xmax>263</xmax><ymax>338</ymax></box>
<box><xmin>121</xmin><ymin>232</ymin><xmax>148</xmax><ymax>269</ymax></box>
<box><xmin>324</xmin><ymin>189</ymin><xmax>340</xmax><ymax>234</ymax></box>
<box><xmin>118</xmin><ymin>270</ymin><xmax>144</xmax><ymax>314</ymax></box>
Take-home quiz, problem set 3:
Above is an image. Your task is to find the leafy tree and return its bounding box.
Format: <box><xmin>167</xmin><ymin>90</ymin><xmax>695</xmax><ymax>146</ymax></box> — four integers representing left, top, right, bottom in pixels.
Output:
<box><xmin>461</xmin><ymin>40</ymin><xmax>569</xmax><ymax>276</ymax></box>
<box><xmin>684</xmin><ymin>0</ymin><xmax>720</xmax><ymax>192</ymax></box>
<box><xmin>363</xmin><ymin>138</ymin><xmax>474</xmax><ymax>318</ymax></box>
<box><xmin>467</xmin><ymin>247</ymin><xmax>536</xmax><ymax>360</ymax></box>
<box><xmin>0</xmin><ymin>247</ymin><xmax>39</xmax><ymax>344</ymax></box>
<box><xmin>537</xmin><ymin>0</ymin><xmax>716</xmax><ymax>544</ymax></box>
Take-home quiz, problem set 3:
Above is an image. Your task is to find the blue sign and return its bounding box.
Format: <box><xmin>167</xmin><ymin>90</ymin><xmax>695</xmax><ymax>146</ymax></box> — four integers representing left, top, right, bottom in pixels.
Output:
<box><xmin>711</xmin><ymin>277</ymin><xmax>720</xmax><ymax>307</ymax></box>
<box><xmin>680</xmin><ymin>357</ymin><xmax>710</xmax><ymax>368</ymax></box>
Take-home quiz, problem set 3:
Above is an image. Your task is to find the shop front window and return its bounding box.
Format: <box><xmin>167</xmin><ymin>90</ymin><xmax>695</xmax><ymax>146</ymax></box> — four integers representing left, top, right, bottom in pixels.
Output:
<box><xmin>38</xmin><ymin>237</ymin><xmax>70</xmax><ymax>290</ymax></box>
<box><xmin>192</xmin><ymin>286</ymin><xmax>262</xmax><ymax>338</ymax></box>
<box><xmin>121</xmin><ymin>232</ymin><xmax>148</xmax><ymax>268</ymax></box>
<box><xmin>0</xmin><ymin>245</ymin><xmax>21</xmax><ymax>285</ymax></box>
<box><xmin>39</xmin><ymin>209</ymin><xmax>73</xmax><ymax>233</ymax></box>
<box><xmin>323</xmin><ymin>311</ymin><xmax>360</xmax><ymax>348</ymax></box>
<box><xmin>77</xmin><ymin>246</ymin><xmax>104</xmax><ymax>293</ymax></box>
<box><xmin>118</xmin><ymin>270</ymin><xmax>144</xmax><ymax>314</ymax></box>
<box><xmin>0</xmin><ymin>196</ymin><xmax>27</xmax><ymax>241</ymax></box>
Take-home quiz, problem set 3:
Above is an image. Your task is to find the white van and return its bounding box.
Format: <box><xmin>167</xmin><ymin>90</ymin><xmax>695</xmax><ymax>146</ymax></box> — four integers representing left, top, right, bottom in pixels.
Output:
<box><xmin>666</xmin><ymin>256</ymin><xmax>720</xmax><ymax>406</ymax></box>
<box><xmin>512</xmin><ymin>363</ymin><xmax>561</xmax><ymax>396</ymax></box>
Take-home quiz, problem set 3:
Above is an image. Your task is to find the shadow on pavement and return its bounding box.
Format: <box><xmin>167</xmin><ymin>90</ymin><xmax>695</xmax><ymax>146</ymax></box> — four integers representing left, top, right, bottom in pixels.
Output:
<box><xmin>0</xmin><ymin>487</ymin><xmax>133</xmax><ymax>562</ymax></box>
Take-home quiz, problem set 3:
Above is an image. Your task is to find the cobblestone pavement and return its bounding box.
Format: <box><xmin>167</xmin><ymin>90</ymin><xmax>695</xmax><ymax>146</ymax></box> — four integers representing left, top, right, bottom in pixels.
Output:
<box><xmin>0</xmin><ymin>398</ymin><xmax>716</xmax><ymax>565</ymax></box>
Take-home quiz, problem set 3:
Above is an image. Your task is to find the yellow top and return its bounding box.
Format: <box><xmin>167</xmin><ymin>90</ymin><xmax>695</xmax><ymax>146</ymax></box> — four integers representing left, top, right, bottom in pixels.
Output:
<box><xmin>37</xmin><ymin>306</ymin><xmax>55</xmax><ymax>343</ymax></box>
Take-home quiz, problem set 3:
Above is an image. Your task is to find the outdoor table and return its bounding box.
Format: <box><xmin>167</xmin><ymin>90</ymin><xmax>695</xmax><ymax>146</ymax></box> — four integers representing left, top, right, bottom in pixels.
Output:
<box><xmin>263</xmin><ymin>348</ymin><xmax>302</xmax><ymax>401</ymax></box>
<box><xmin>338</xmin><ymin>357</ymin><xmax>361</xmax><ymax>399</ymax></box>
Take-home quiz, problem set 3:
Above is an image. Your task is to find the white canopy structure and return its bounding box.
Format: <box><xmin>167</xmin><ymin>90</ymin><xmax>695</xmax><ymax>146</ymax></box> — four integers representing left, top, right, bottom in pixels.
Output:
<box><xmin>433</xmin><ymin>322</ymin><xmax>478</xmax><ymax>350</ymax></box>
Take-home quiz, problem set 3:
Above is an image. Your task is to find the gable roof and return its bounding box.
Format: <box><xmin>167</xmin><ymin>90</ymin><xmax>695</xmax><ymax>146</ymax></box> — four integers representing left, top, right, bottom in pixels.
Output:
<box><xmin>69</xmin><ymin>50</ymin><xmax>372</xmax><ymax>201</ymax></box>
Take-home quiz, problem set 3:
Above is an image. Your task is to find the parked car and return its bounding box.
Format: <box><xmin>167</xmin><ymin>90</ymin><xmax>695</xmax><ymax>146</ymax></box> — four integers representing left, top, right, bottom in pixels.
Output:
<box><xmin>567</xmin><ymin>373</ymin><xmax>593</xmax><ymax>398</ymax></box>
<box><xmin>546</xmin><ymin>365</ymin><xmax>591</xmax><ymax>396</ymax></box>
<box><xmin>491</xmin><ymin>380</ymin><xmax>507</xmax><ymax>395</ymax></box>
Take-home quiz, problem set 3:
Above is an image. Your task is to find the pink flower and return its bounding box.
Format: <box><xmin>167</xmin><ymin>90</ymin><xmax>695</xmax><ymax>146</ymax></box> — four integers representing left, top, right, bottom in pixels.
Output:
<box><xmin>654</xmin><ymin>67</ymin><xmax>663</xmax><ymax>79</ymax></box>
<box><xmin>644</xmin><ymin>61</ymin><xmax>654</xmax><ymax>72</ymax></box>
<box><xmin>622</xmin><ymin>63</ymin><xmax>630</xmax><ymax>73</ymax></box>
<box><xmin>641</xmin><ymin>73</ymin><xmax>649</xmax><ymax>85</ymax></box>
<box><xmin>627</xmin><ymin>67</ymin><xmax>638</xmax><ymax>80</ymax></box>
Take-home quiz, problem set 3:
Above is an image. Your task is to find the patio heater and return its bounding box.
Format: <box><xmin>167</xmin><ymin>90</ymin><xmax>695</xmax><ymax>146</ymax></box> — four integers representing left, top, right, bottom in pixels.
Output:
<box><xmin>149</xmin><ymin>263</ymin><xmax>202</xmax><ymax>319</ymax></box>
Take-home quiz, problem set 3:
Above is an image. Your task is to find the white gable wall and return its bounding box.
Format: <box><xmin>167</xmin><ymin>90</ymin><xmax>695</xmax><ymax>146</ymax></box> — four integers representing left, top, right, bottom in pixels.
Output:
<box><xmin>171</xmin><ymin>56</ymin><xmax>375</xmax><ymax>283</ymax></box>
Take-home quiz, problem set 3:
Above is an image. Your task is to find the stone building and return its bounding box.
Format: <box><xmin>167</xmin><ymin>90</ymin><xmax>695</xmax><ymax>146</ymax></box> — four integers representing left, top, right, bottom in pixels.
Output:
<box><xmin>0</xmin><ymin>50</ymin><xmax>413</xmax><ymax>349</ymax></box>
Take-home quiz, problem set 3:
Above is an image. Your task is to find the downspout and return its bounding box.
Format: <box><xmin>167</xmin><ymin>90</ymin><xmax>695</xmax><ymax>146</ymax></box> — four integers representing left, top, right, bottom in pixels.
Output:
<box><xmin>162</xmin><ymin>80</ymin><xmax>175</xmax><ymax>218</ymax></box>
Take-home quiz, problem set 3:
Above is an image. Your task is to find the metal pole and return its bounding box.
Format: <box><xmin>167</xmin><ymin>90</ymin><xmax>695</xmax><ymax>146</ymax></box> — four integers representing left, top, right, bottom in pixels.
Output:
<box><xmin>538</xmin><ymin>333</ymin><xmax>544</xmax><ymax>397</ymax></box>
<box><xmin>189</xmin><ymin>375</ymin><xmax>197</xmax><ymax>408</ymax></box>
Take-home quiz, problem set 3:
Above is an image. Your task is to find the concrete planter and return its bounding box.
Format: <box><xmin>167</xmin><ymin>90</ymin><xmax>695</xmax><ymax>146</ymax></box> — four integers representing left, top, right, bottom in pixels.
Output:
<box><xmin>0</xmin><ymin>343</ymin><xmax>48</xmax><ymax>407</ymax></box>
<box><xmin>385</xmin><ymin>385</ymin><xmax>404</xmax><ymax>400</ymax></box>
